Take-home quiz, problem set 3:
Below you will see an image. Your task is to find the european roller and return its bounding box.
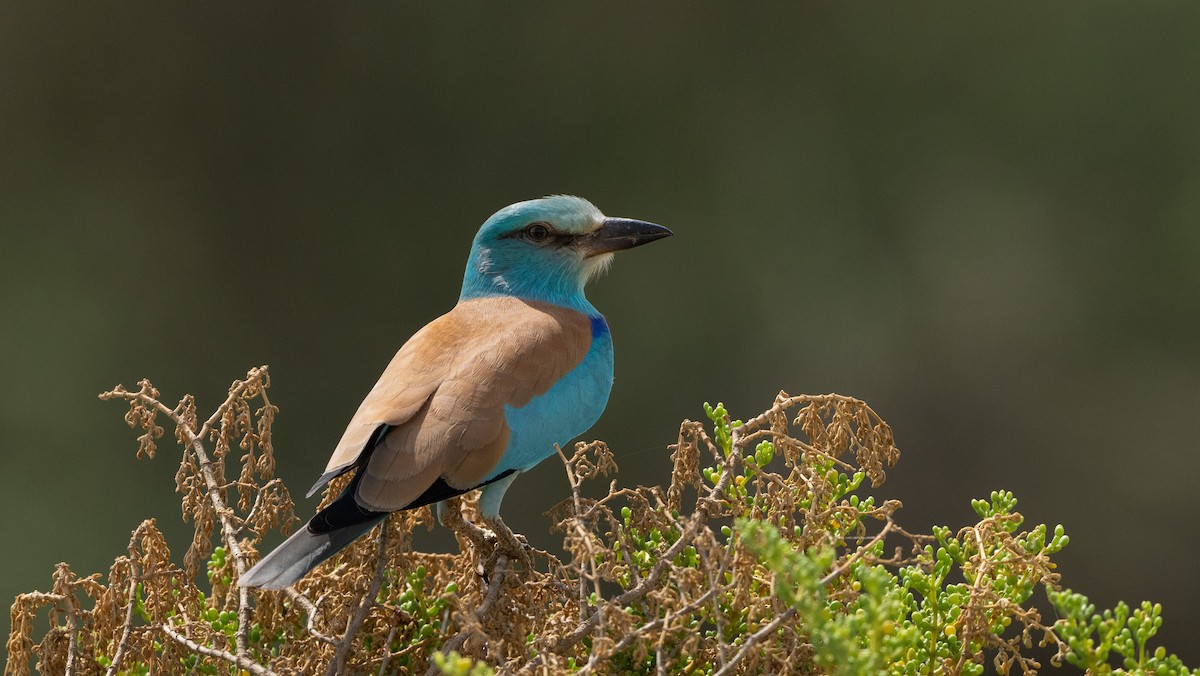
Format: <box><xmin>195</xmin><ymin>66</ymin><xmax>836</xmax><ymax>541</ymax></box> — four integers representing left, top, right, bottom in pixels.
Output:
<box><xmin>240</xmin><ymin>196</ymin><xmax>671</xmax><ymax>589</ymax></box>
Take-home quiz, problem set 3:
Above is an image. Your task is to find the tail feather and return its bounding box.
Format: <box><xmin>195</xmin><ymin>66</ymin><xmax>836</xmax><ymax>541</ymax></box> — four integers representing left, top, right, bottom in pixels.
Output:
<box><xmin>240</xmin><ymin>489</ymin><xmax>386</xmax><ymax>590</ymax></box>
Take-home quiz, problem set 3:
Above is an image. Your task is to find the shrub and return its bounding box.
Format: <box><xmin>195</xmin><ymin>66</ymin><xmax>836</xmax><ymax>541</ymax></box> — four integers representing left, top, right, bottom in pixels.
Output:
<box><xmin>6</xmin><ymin>367</ymin><xmax>1195</xmax><ymax>675</ymax></box>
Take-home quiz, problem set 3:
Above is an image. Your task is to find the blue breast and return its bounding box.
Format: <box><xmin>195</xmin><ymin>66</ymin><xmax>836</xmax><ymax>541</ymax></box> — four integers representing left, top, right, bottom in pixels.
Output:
<box><xmin>490</xmin><ymin>314</ymin><xmax>614</xmax><ymax>477</ymax></box>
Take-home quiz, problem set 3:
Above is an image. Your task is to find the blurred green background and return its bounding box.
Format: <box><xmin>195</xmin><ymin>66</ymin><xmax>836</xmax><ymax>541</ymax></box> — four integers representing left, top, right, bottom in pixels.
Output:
<box><xmin>4</xmin><ymin>2</ymin><xmax>1200</xmax><ymax>667</ymax></box>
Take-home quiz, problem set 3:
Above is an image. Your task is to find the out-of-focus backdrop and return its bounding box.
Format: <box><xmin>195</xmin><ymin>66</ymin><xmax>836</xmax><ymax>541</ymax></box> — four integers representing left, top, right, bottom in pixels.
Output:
<box><xmin>4</xmin><ymin>3</ymin><xmax>1199</xmax><ymax>666</ymax></box>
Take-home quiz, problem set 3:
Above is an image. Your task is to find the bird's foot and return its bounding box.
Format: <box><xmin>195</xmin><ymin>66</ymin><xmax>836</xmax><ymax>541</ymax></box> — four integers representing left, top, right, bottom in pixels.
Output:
<box><xmin>481</xmin><ymin>516</ymin><xmax>533</xmax><ymax>575</ymax></box>
<box><xmin>437</xmin><ymin>499</ymin><xmax>491</xmax><ymax>553</ymax></box>
<box><xmin>438</xmin><ymin>500</ymin><xmax>532</xmax><ymax>577</ymax></box>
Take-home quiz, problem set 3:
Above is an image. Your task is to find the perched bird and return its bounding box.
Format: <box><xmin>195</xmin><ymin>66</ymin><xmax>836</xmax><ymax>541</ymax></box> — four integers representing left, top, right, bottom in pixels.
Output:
<box><xmin>240</xmin><ymin>195</ymin><xmax>671</xmax><ymax>590</ymax></box>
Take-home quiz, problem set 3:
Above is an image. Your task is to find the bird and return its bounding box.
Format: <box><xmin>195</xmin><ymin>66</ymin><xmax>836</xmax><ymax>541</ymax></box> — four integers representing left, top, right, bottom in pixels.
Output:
<box><xmin>239</xmin><ymin>195</ymin><xmax>672</xmax><ymax>590</ymax></box>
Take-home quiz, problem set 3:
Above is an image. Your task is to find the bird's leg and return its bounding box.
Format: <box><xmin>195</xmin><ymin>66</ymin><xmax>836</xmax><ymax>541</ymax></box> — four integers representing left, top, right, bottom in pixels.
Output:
<box><xmin>481</xmin><ymin>515</ymin><xmax>533</xmax><ymax>573</ymax></box>
<box><xmin>476</xmin><ymin>473</ymin><xmax>533</xmax><ymax>572</ymax></box>
<box><xmin>437</xmin><ymin>493</ymin><xmax>531</xmax><ymax>575</ymax></box>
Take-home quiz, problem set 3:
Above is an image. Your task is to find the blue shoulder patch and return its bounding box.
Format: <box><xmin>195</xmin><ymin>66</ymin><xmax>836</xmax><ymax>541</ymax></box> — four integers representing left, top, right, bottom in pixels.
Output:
<box><xmin>589</xmin><ymin>314</ymin><xmax>609</xmax><ymax>337</ymax></box>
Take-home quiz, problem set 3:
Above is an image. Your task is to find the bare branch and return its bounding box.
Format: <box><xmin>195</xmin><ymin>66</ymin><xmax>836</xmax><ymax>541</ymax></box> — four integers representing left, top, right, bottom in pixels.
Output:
<box><xmin>327</xmin><ymin>525</ymin><xmax>390</xmax><ymax>676</ymax></box>
<box><xmin>160</xmin><ymin>623</ymin><xmax>275</xmax><ymax>676</ymax></box>
<box><xmin>104</xmin><ymin>568</ymin><xmax>140</xmax><ymax>676</ymax></box>
<box><xmin>284</xmin><ymin>588</ymin><xmax>339</xmax><ymax>647</ymax></box>
<box><xmin>424</xmin><ymin>554</ymin><xmax>510</xmax><ymax>676</ymax></box>
<box><xmin>713</xmin><ymin>607</ymin><xmax>798</xmax><ymax>676</ymax></box>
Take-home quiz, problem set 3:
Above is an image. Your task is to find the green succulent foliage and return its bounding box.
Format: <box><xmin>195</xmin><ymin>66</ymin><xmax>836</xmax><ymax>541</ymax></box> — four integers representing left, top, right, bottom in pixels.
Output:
<box><xmin>614</xmin><ymin>505</ymin><xmax>683</xmax><ymax>588</ymax></box>
<box><xmin>377</xmin><ymin>564</ymin><xmax>458</xmax><ymax>649</ymax></box>
<box><xmin>1049</xmin><ymin>592</ymin><xmax>1199</xmax><ymax>675</ymax></box>
<box><xmin>433</xmin><ymin>650</ymin><xmax>495</xmax><ymax>676</ymax></box>
<box><xmin>720</xmin><ymin>394</ymin><xmax>1192</xmax><ymax>676</ymax></box>
<box><xmin>206</xmin><ymin>546</ymin><xmax>232</xmax><ymax>588</ymax></box>
<box><xmin>740</xmin><ymin>519</ymin><xmax>911</xmax><ymax>674</ymax></box>
<box><xmin>94</xmin><ymin>653</ymin><xmax>150</xmax><ymax>676</ymax></box>
<box><xmin>703</xmin><ymin>401</ymin><xmax>740</xmax><ymax>457</ymax></box>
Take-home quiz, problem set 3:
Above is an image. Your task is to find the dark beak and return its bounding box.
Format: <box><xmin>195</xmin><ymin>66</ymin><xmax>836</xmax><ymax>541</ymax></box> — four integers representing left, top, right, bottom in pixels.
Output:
<box><xmin>580</xmin><ymin>217</ymin><xmax>673</xmax><ymax>257</ymax></box>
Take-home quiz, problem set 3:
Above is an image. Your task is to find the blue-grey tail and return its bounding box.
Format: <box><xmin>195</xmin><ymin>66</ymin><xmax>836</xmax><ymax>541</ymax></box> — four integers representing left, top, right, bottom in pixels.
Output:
<box><xmin>239</xmin><ymin>488</ymin><xmax>386</xmax><ymax>590</ymax></box>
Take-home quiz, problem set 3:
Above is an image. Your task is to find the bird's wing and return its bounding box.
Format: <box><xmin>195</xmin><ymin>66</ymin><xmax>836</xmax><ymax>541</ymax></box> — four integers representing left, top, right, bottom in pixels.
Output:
<box><xmin>317</xmin><ymin>296</ymin><xmax>593</xmax><ymax>511</ymax></box>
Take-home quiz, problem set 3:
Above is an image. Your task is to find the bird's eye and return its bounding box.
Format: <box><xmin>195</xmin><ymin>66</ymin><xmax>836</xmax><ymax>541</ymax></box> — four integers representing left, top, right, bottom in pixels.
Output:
<box><xmin>523</xmin><ymin>223</ymin><xmax>552</xmax><ymax>242</ymax></box>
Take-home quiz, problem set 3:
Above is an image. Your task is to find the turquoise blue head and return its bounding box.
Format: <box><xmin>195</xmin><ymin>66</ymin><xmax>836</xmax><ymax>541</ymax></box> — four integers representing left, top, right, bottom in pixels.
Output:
<box><xmin>460</xmin><ymin>196</ymin><xmax>672</xmax><ymax>309</ymax></box>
